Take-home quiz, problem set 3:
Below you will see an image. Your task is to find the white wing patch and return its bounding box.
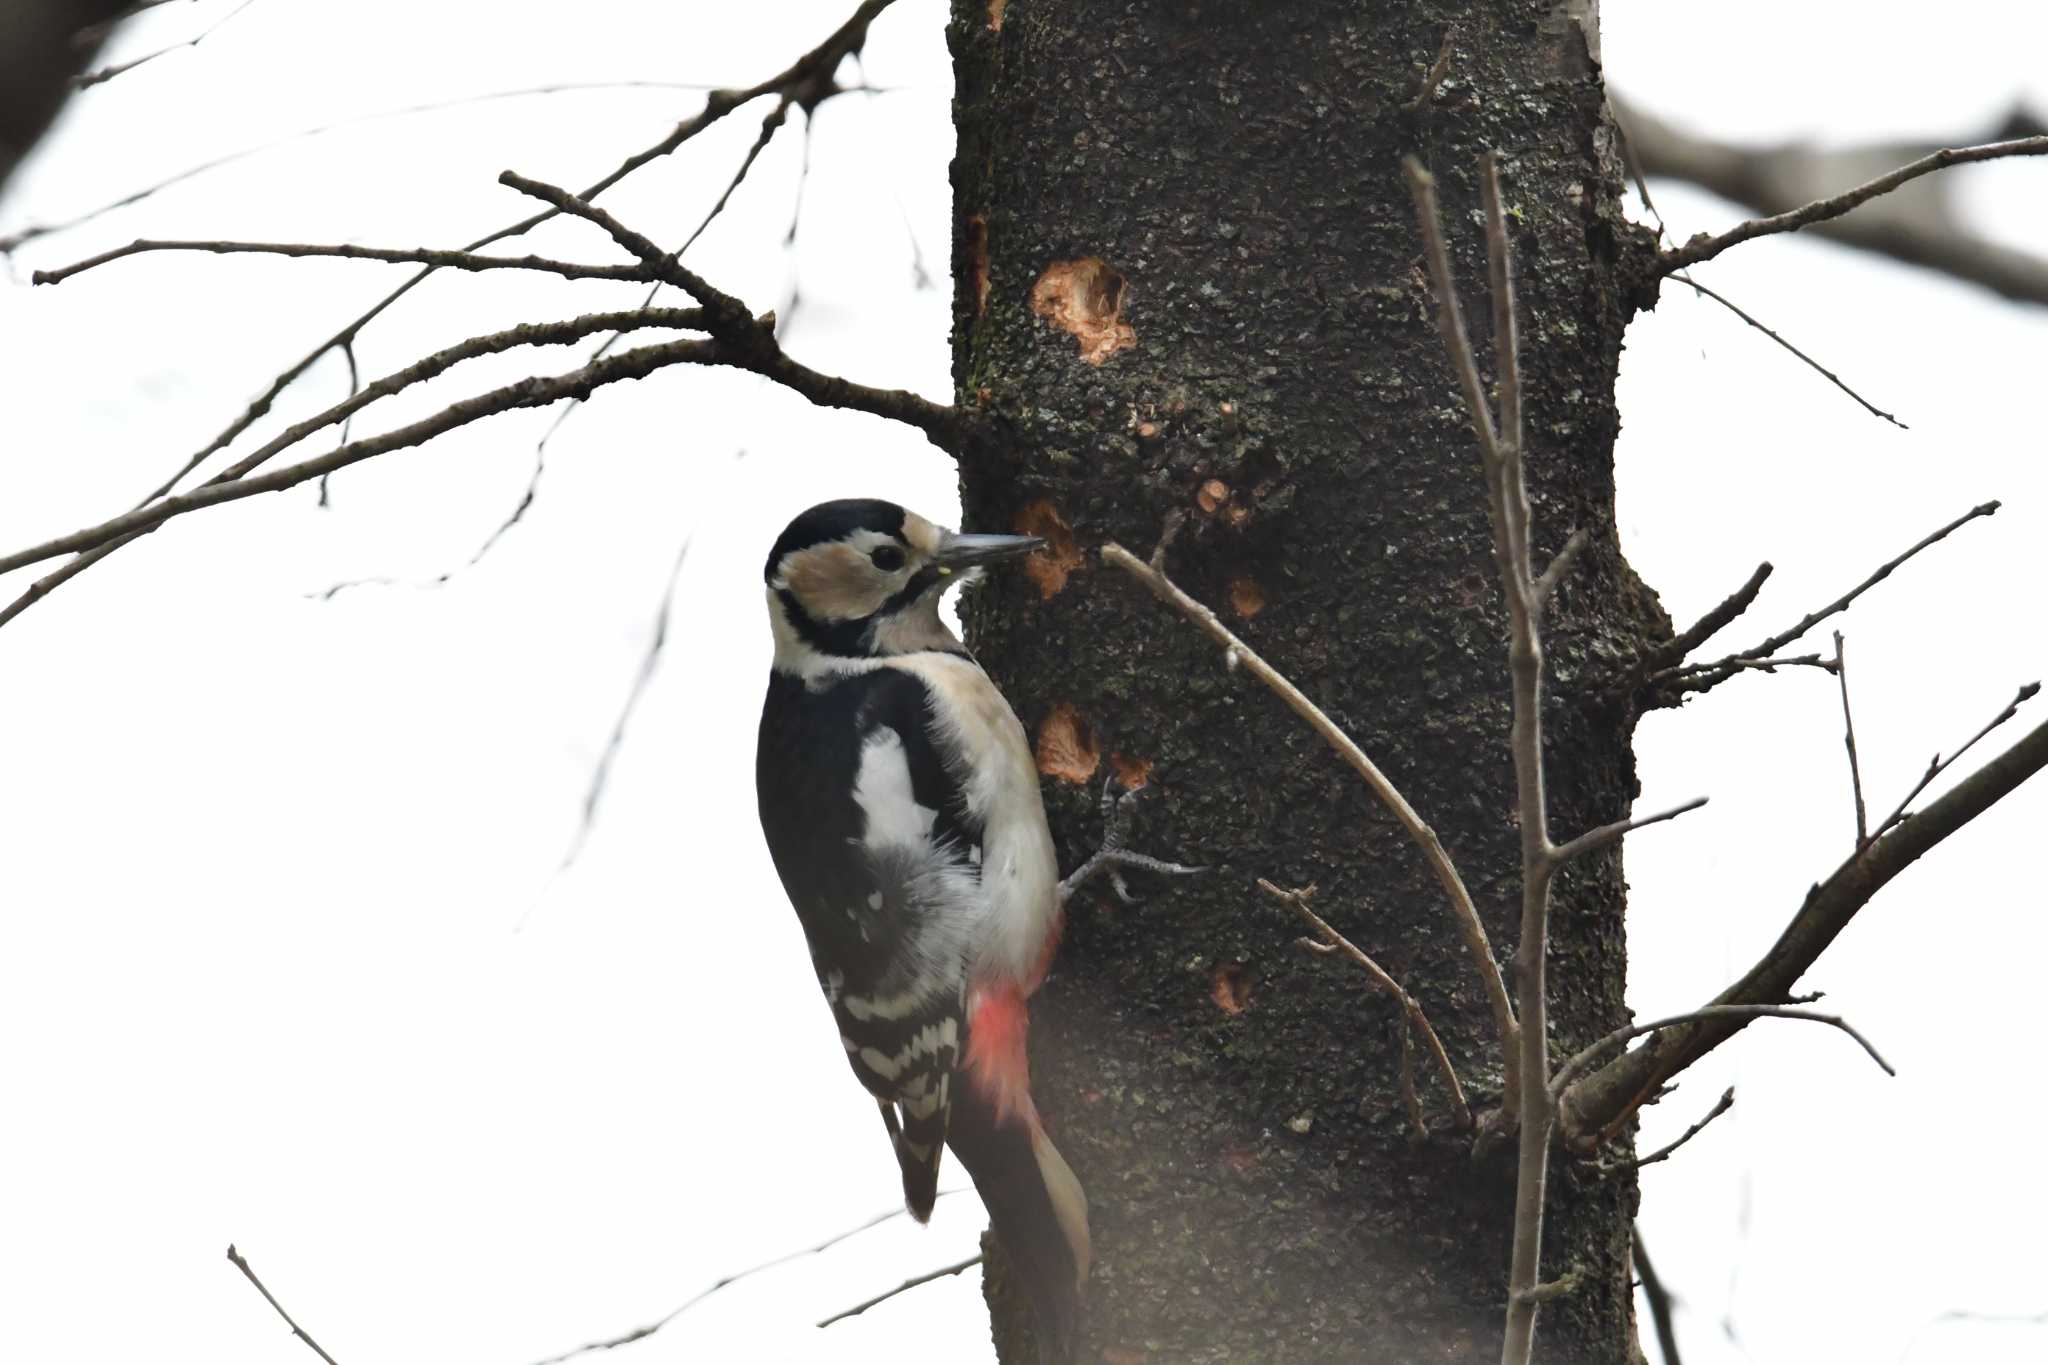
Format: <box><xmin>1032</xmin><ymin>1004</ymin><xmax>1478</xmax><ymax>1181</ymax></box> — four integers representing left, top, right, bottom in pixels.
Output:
<box><xmin>853</xmin><ymin>727</ymin><xmax>940</xmax><ymax>851</ymax></box>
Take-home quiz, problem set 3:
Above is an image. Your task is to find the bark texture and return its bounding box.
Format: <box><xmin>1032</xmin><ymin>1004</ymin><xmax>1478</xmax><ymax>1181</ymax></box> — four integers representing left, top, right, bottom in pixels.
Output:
<box><xmin>950</xmin><ymin>2</ymin><xmax>1664</xmax><ymax>1361</ymax></box>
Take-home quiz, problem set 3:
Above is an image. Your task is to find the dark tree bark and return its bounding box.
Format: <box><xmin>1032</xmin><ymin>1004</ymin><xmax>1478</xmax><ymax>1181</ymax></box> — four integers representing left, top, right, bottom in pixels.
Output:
<box><xmin>950</xmin><ymin>2</ymin><xmax>1665</xmax><ymax>1361</ymax></box>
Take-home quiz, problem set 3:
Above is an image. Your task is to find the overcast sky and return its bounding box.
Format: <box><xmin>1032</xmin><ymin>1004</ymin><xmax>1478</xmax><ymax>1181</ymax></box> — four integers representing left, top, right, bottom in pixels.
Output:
<box><xmin>2</xmin><ymin>3</ymin><xmax>2043</xmax><ymax>1364</ymax></box>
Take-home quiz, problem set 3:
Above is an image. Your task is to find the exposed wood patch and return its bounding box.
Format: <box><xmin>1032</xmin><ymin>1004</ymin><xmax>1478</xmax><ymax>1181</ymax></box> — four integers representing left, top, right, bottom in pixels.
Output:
<box><xmin>1210</xmin><ymin>962</ymin><xmax>1252</xmax><ymax>1015</ymax></box>
<box><xmin>1108</xmin><ymin>751</ymin><xmax>1153</xmax><ymax>790</ymax></box>
<box><xmin>965</xmin><ymin>214</ymin><xmax>989</xmax><ymax>316</ymax></box>
<box><xmin>1030</xmin><ymin>257</ymin><xmax>1136</xmax><ymax>365</ymax></box>
<box><xmin>1014</xmin><ymin>498</ymin><xmax>1082</xmax><ymax>598</ymax></box>
<box><xmin>1034</xmin><ymin>703</ymin><xmax>1100</xmax><ymax>783</ymax></box>
<box><xmin>1228</xmin><ymin>576</ymin><xmax>1266</xmax><ymax>618</ymax></box>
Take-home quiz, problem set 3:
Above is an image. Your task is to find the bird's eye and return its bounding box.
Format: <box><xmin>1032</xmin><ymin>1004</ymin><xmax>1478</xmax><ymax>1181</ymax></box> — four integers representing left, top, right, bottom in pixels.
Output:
<box><xmin>869</xmin><ymin>545</ymin><xmax>906</xmax><ymax>572</ymax></box>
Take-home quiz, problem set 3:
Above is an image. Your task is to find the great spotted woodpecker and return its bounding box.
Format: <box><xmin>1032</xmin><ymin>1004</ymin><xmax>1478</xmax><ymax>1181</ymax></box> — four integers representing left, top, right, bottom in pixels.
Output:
<box><xmin>755</xmin><ymin>498</ymin><xmax>1088</xmax><ymax>1359</ymax></box>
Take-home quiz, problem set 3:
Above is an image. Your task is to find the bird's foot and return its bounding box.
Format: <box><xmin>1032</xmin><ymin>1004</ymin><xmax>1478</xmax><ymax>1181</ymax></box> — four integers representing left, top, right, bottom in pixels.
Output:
<box><xmin>1057</xmin><ymin>776</ymin><xmax>1207</xmax><ymax>906</ymax></box>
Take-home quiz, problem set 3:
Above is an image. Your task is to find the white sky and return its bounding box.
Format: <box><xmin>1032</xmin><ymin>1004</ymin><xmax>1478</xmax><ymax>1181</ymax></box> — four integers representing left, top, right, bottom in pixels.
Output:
<box><xmin>1</xmin><ymin>3</ymin><xmax>2042</xmax><ymax>1363</ymax></box>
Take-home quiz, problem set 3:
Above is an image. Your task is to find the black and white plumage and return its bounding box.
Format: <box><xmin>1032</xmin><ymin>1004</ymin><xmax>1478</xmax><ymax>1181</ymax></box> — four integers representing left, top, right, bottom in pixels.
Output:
<box><xmin>755</xmin><ymin>499</ymin><xmax>1089</xmax><ymax>1360</ymax></box>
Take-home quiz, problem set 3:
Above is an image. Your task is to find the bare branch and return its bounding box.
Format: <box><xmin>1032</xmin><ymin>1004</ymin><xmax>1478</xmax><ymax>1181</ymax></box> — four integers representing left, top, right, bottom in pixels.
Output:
<box><xmin>817</xmin><ymin>1254</ymin><xmax>983</xmax><ymax>1328</ymax></box>
<box><xmin>1656</xmin><ymin>501</ymin><xmax>1999</xmax><ymax>697</ymax></box>
<box><xmin>1636</xmin><ymin>562</ymin><xmax>1772</xmax><ymax>676</ymax></box>
<box><xmin>556</xmin><ymin>515</ymin><xmax>708</xmax><ymax>876</ymax></box>
<box><xmin>1261</xmin><ymin>879</ymin><xmax>1472</xmax><ymax>1131</ymax></box>
<box><xmin>1616</xmin><ymin>92</ymin><xmax>2048</xmax><ymax>306</ymax></box>
<box><xmin>2</xmin><ymin>322</ymin><xmax>953</xmax><ymax>586</ymax></box>
<box><xmin>1868</xmin><ymin>681</ymin><xmax>2040</xmax><ymax>847</ymax></box>
<box><xmin>527</xmin><ymin>1194</ymin><xmax>956</xmax><ymax>1365</ymax></box>
<box><xmin>0</xmin><ymin>306</ymin><xmax>709</xmax><ymax>623</ymax></box>
<box><xmin>1608</xmin><ymin>105</ymin><xmax>1908</xmax><ymax>427</ymax></box>
<box><xmin>1833</xmin><ymin>633</ymin><xmax>1870</xmax><ymax>844</ymax></box>
<box><xmin>1672</xmin><ymin>274</ymin><xmax>1906</xmax><ymax>428</ymax></box>
<box><xmin>1098</xmin><ymin>542</ymin><xmax>1520</xmax><ymax>1092</ymax></box>
<box><xmin>1549</xmin><ymin>796</ymin><xmax>1708</xmax><ymax>865</ymax></box>
<box><xmin>1550</xmin><ymin>1004</ymin><xmax>1893</xmax><ymax>1100</ymax></box>
<box><xmin>32</xmin><ymin>237</ymin><xmax>650</xmax><ymax>287</ymax></box>
<box><xmin>224</xmin><ymin>1244</ymin><xmax>341</xmax><ymax>1365</ymax></box>
<box><xmin>1657</xmin><ymin>134</ymin><xmax>2048</xmax><ymax>275</ymax></box>
<box><xmin>495</xmin><ymin>172</ymin><xmax>737</xmax><ymax>314</ymax></box>
<box><xmin>2</xmin><ymin>218</ymin><xmax>956</xmax><ymax>617</ymax></box>
<box><xmin>119</xmin><ymin>0</ymin><xmax>895</xmax><ymax>509</ymax></box>
<box><xmin>1533</xmin><ymin>528</ymin><xmax>1588</xmax><ymax>605</ymax></box>
<box><xmin>1632</xmin><ymin>1227</ymin><xmax>1685</xmax><ymax>1365</ymax></box>
<box><xmin>1481</xmin><ymin>152</ymin><xmax>1523</xmax><ymax>462</ymax></box>
<box><xmin>1401</xmin><ymin>158</ymin><xmax>1501</xmax><ymax>465</ymax></box>
<box><xmin>1606</xmin><ymin>1086</ymin><xmax>1734</xmax><ymax>1175</ymax></box>
<box><xmin>1558</xmin><ymin>717</ymin><xmax>2048</xmax><ymax>1145</ymax></box>
<box><xmin>1665</xmin><ymin>653</ymin><xmax>1836</xmax><ymax>681</ymax></box>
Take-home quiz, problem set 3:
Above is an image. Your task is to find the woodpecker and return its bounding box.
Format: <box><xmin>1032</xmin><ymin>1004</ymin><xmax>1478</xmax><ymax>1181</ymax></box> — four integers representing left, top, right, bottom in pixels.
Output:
<box><xmin>755</xmin><ymin>498</ymin><xmax>1089</xmax><ymax>1360</ymax></box>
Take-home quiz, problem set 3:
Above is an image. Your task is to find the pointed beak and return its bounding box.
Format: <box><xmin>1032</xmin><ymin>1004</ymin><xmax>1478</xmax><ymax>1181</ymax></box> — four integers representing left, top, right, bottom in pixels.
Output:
<box><xmin>935</xmin><ymin>530</ymin><xmax>1045</xmax><ymax>573</ymax></box>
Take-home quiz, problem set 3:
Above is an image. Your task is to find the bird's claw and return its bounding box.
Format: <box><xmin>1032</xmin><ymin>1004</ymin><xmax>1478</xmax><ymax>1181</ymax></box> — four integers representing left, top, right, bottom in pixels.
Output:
<box><xmin>1058</xmin><ymin>775</ymin><xmax>1208</xmax><ymax>906</ymax></box>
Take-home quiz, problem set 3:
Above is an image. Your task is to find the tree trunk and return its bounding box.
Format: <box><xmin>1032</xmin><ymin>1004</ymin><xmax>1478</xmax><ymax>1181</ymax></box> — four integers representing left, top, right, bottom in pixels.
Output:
<box><xmin>950</xmin><ymin>2</ymin><xmax>1663</xmax><ymax>1361</ymax></box>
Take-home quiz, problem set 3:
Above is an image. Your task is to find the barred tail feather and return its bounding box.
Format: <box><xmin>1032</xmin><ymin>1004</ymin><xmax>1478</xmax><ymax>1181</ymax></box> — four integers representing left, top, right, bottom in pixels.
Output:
<box><xmin>891</xmin><ymin>1073</ymin><xmax>950</xmax><ymax>1222</ymax></box>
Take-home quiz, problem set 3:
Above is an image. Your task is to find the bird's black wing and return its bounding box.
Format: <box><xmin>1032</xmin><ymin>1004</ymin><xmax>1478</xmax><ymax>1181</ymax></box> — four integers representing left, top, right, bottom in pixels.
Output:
<box><xmin>756</xmin><ymin>664</ymin><xmax>983</xmax><ymax>1217</ymax></box>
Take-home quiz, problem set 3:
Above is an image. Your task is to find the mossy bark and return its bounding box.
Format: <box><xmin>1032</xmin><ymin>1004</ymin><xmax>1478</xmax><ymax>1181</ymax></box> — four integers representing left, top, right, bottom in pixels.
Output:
<box><xmin>949</xmin><ymin>3</ymin><xmax>1665</xmax><ymax>1360</ymax></box>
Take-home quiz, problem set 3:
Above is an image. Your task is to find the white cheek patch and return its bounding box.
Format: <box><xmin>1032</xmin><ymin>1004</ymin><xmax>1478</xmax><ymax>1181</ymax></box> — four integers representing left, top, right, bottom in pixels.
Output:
<box><xmin>852</xmin><ymin>726</ymin><xmax>939</xmax><ymax>850</ymax></box>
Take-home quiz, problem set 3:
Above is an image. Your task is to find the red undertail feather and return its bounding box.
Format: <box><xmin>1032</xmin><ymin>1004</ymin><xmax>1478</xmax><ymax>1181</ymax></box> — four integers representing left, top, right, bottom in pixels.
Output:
<box><xmin>953</xmin><ymin>981</ymin><xmax>1092</xmax><ymax>1363</ymax></box>
<box><xmin>965</xmin><ymin>984</ymin><xmax>1036</xmax><ymax>1126</ymax></box>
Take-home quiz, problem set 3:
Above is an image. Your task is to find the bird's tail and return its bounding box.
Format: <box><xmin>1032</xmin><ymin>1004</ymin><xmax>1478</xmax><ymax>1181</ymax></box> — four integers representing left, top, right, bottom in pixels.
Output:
<box><xmin>950</xmin><ymin>985</ymin><xmax>1091</xmax><ymax>1363</ymax></box>
<box><xmin>888</xmin><ymin>1073</ymin><xmax>950</xmax><ymax>1222</ymax></box>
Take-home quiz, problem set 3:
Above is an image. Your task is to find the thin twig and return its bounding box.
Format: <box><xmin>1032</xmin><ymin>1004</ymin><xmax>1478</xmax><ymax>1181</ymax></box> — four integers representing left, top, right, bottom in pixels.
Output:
<box><xmin>1867</xmin><ymin>682</ymin><xmax>2040</xmax><ymax>847</ymax></box>
<box><xmin>1609</xmin><ymin>106</ymin><xmax>1907</xmax><ymax>428</ymax></box>
<box><xmin>1560</xmin><ymin>714</ymin><xmax>2048</xmax><ymax>1147</ymax></box>
<box><xmin>557</xmin><ymin>517</ymin><xmax>704</xmax><ymax>874</ymax></box>
<box><xmin>1834</xmin><ymin>633</ymin><xmax>1869</xmax><ymax>844</ymax></box>
<box><xmin>1261</xmin><ymin>879</ymin><xmax>1472</xmax><ymax>1131</ymax></box>
<box><xmin>816</xmin><ymin>1254</ymin><xmax>983</xmax><ymax>1327</ymax></box>
<box><xmin>526</xmin><ymin>1193</ymin><xmax>958</xmax><ymax>1365</ymax></box>
<box><xmin>1604</xmin><ymin>1087</ymin><xmax>1734</xmax><ymax>1175</ymax></box>
<box><xmin>1633</xmin><ymin>1226</ymin><xmax>1685</xmax><ymax>1365</ymax></box>
<box><xmin>120</xmin><ymin>0</ymin><xmax>893</xmax><ymax>509</ymax></box>
<box><xmin>1403</xmin><ymin>32</ymin><xmax>1456</xmax><ymax>111</ymax></box>
<box><xmin>679</xmin><ymin>100</ymin><xmax>793</xmax><ymax>257</ymax></box>
<box><xmin>1408</xmin><ymin>150</ymin><xmax>1570</xmax><ymax>1365</ymax></box>
<box><xmin>493</xmin><ymin>172</ymin><xmax>743</xmax><ymax>317</ymax></box>
<box><xmin>1549</xmin><ymin>796</ymin><xmax>1708</xmax><ymax>865</ymax></box>
<box><xmin>33</xmin><ymin>238</ymin><xmax>650</xmax><ymax>286</ymax></box>
<box><xmin>1656</xmin><ymin>502</ymin><xmax>1999</xmax><ymax>695</ymax></box>
<box><xmin>1550</xmin><ymin>1004</ymin><xmax>1893</xmax><ymax>1099</ymax></box>
<box><xmin>224</xmin><ymin>1244</ymin><xmax>341</xmax><ymax>1365</ymax></box>
<box><xmin>1533</xmin><ymin>528</ymin><xmax>1588</xmax><ymax>605</ymax></box>
<box><xmin>1099</xmin><ymin>542</ymin><xmax>1519</xmax><ymax>1095</ymax></box>
<box><xmin>72</xmin><ymin>0</ymin><xmax>259</xmax><ymax>89</ymax></box>
<box><xmin>1402</xmin><ymin>160</ymin><xmax>1501</xmax><ymax>466</ymax></box>
<box><xmin>0</xmin><ymin>306</ymin><xmax>709</xmax><ymax>625</ymax></box>
<box><xmin>1673</xmin><ymin>274</ymin><xmax>1906</xmax><ymax>428</ymax></box>
<box><xmin>514</xmin><ymin>97</ymin><xmax>794</xmax><ymax>459</ymax></box>
<box><xmin>0</xmin><ymin>82</ymin><xmax>724</xmax><ymax>257</ymax></box>
<box><xmin>1665</xmin><ymin>653</ymin><xmax>1835</xmax><ymax>680</ymax></box>
<box><xmin>1658</xmin><ymin>135</ymin><xmax>2048</xmax><ymax>274</ymax></box>
<box><xmin>0</xmin><ymin>293</ymin><xmax>952</xmax><ymax>591</ymax></box>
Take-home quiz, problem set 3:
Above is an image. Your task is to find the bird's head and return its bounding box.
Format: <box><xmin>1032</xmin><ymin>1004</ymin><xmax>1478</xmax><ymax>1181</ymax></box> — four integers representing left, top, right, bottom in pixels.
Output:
<box><xmin>764</xmin><ymin>498</ymin><xmax>1043</xmax><ymax>666</ymax></box>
